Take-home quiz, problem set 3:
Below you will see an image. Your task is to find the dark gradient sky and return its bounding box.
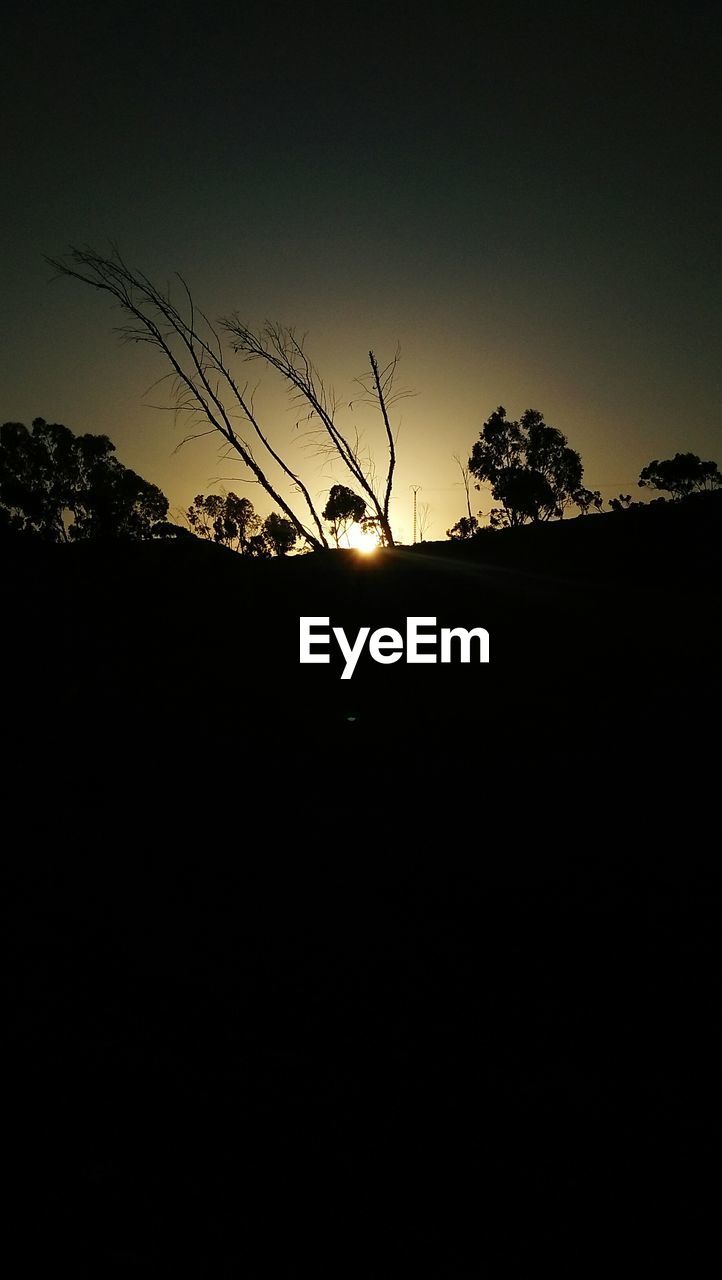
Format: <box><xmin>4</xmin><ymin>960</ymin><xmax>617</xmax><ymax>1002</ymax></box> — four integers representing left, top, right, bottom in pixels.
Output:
<box><xmin>3</xmin><ymin>1</ymin><xmax>721</xmax><ymax>539</ymax></box>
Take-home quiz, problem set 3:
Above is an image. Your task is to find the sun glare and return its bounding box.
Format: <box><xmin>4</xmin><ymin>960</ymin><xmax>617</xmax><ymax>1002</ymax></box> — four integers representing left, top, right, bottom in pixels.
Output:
<box><xmin>346</xmin><ymin>523</ymin><xmax>379</xmax><ymax>554</ymax></box>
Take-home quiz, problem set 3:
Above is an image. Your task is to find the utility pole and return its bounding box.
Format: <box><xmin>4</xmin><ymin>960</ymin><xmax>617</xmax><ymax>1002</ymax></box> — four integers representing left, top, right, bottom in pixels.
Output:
<box><xmin>410</xmin><ymin>485</ymin><xmax>422</xmax><ymax>544</ymax></box>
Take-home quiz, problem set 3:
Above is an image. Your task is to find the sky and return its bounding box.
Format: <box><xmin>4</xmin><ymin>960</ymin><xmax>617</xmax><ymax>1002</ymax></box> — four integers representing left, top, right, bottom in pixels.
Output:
<box><xmin>2</xmin><ymin>0</ymin><xmax>721</xmax><ymax>543</ymax></box>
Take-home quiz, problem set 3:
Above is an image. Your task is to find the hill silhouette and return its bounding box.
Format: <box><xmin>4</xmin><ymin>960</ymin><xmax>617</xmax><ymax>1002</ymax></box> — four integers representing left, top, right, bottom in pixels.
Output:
<box><xmin>5</xmin><ymin>494</ymin><xmax>720</xmax><ymax>1271</ymax></box>
<box><xmin>6</xmin><ymin>490</ymin><xmax>720</xmax><ymax>792</ymax></box>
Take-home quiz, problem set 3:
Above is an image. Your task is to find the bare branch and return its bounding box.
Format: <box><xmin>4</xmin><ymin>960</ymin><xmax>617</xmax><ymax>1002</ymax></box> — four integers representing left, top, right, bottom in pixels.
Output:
<box><xmin>368</xmin><ymin>350</ymin><xmax>396</xmax><ymax>532</ymax></box>
<box><xmin>223</xmin><ymin>318</ymin><xmax>400</xmax><ymax>545</ymax></box>
<box><xmin>46</xmin><ymin>246</ymin><xmax>328</xmax><ymax>550</ymax></box>
<box><xmin>47</xmin><ymin>245</ymin><xmax>408</xmax><ymax>550</ymax></box>
<box><xmin>454</xmin><ymin>454</ymin><xmax>474</xmax><ymax>521</ymax></box>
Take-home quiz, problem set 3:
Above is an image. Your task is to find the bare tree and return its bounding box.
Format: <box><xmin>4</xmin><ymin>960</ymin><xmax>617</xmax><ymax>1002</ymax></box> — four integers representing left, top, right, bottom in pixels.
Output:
<box><xmin>453</xmin><ymin>454</ymin><xmax>473</xmax><ymax>520</ymax></box>
<box><xmin>46</xmin><ymin>246</ymin><xmax>408</xmax><ymax>550</ymax></box>
<box><xmin>417</xmin><ymin>501</ymin><xmax>433</xmax><ymax>541</ymax></box>
<box><xmin>223</xmin><ymin>323</ymin><xmax>407</xmax><ymax>548</ymax></box>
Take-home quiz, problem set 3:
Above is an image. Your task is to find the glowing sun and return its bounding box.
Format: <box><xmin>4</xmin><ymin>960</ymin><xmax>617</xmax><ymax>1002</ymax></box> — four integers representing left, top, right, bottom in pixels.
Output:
<box><xmin>346</xmin><ymin>523</ymin><xmax>380</xmax><ymax>554</ymax></box>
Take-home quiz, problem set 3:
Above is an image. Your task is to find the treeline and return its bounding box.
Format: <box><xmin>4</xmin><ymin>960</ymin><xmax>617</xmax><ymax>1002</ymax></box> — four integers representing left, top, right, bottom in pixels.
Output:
<box><xmin>3</xmin><ymin>413</ymin><xmax>720</xmax><ymax>553</ymax></box>
<box><xmin>185</xmin><ymin>485</ymin><xmax>379</xmax><ymax>555</ymax></box>
<box><xmin>447</xmin><ymin>407</ymin><xmax>721</xmax><ymax>539</ymax></box>
<box><xmin>0</xmin><ymin>418</ymin><xmax>311</xmax><ymax>555</ymax></box>
<box><xmin>43</xmin><ymin>248</ymin><xmax>722</xmax><ymax>553</ymax></box>
<box><xmin>0</xmin><ymin>418</ymin><xmax>393</xmax><ymax>554</ymax></box>
<box><xmin>0</xmin><ymin>419</ymin><xmax>170</xmax><ymax>543</ymax></box>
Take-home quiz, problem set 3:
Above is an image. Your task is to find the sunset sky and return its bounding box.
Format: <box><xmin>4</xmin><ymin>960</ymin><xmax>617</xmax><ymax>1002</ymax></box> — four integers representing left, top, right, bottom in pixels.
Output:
<box><xmin>3</xmin><ymin>1</ymin><xmax>721</xmax><ymax>542</ymax></box>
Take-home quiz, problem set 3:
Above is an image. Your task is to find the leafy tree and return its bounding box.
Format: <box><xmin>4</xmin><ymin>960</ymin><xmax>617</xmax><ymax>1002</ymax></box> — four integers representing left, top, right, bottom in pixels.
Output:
<box><xmin>246</xmin><ymin>532</ymin><xmax>272</xmax><ymax>558</ymax></box>
<box><xmin>468</xmin><ymin>407</ymin><xmax>584</xmax><ymax>527</ymax></box>
<box><xmin>490</xmin><ymin>468</ymin><xmax>557</xmax><ymax>528</ymax></box>
<box><xmin>70</xmin><ymin>443</ymin><xmax>168</xmax><ymax>539</ymax></box>
<box><xmin>186</xmin><ymin>492</ymin><xmax>261</xmax><ymax>551</ymax></box>
<box><xmin>574</xmin><ymin>487</ymin><xmax>604</xmax><ymax>515</ymax></box>
<box><xmin>447</xmin><ymin>515</ymin><xmax>479</xmax><ymax>540</ymax></box>
<box><xmin>0</xmin><ymin>419</ymin><xmax>77</xmax><ymax>540</ymax></box>
<box><xmin>609</xmin><ymin>493</ymin><xmax>634</xmax><ymax>512</ymax></box>
<box><xmin>638</xmin><ymin>453</ymin><xmax>721</xmax><ymax>498</ymax></box>
<box><xmin>322</xmin><ymin>484</ymin><xmax>367</xmax><ymax>547</ymax></box>
<box><xmin>360</xmin><ymin>515</ymin><xmax>383</xmax><ymax>545</ymax></box>
<box><xmin>186</xmin><ymin>499</ymin><xmax>296</xmax><ymax>555</ymax></box>
<box><xmin>0</xmin><ymin>417</ymin><xmax>168</xmax><ymax>541</ymax></box>
<box><xmin>263</xmin><ymin>512</ymin><xmax>297</xmax><ymax>556</ymax></box>
<box><xmin>151</xmin><ymin>520</ymin><xmax>196</xmax><ymax>539</ymax></box>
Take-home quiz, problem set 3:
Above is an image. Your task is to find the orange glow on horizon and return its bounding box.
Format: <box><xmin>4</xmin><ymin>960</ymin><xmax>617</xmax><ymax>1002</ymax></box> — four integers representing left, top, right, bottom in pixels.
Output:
<box><xmin>346</xmin><ymin>523</ymin><xmax>380</xmax><ymax>554</ymax></box>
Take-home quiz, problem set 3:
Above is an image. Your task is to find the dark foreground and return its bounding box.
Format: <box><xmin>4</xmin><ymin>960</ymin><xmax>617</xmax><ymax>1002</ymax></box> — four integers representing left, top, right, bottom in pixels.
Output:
<box><xmin>4</xmin><ymin>498</ymin><xmax>720</xmax><ymax>1272</ymax></box>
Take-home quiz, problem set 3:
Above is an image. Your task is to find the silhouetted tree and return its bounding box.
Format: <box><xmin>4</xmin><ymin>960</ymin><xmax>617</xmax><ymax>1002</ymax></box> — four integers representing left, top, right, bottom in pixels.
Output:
<box><xmin>263</xmin><ymin>512</ymin><xmax>297</xmax><ymax>556</ymax></box>
<box><xmin>638</xmin><ymin>453</ymin><xmax>721</xmax><ymax>499</ymax></box>
<box><xmin>186</xmin><ymin>492</ymin><xmax>261</xmax><ymax>551</ymax></box>
<box><xmin>48</xmin><ymin>247</ymin><xmax>411</xmax><ymax>550</ymax></box>
<box><xmin>246</xmin><ymin>532</ymin><xmax>272</xmax><ymax>558</ymax></box>
<box><xmin>0</xmin><ymin>419</ymin><xmax>75</xmax><ymax>540</ymax></box>
<box><xmin>322</xmin><ymin>484</ymin><xmax>367</xmax><ymax>547</ymax></box>
<box><xmin>609</xmin><ymin>493</ymin><xmax>634</xmax><ymax>512</ymax></box>
<box><xmin>71</xmin><ymin>446</ymin><xmax>168</xmax><ymax>540</ymax></box>
<box><xmin>453</xmin><ymin>454</ymin><xmax>474</xmax><ymax>520</ymax></box>
<box><xmin>152</xmin><ymin>520</ymin><xmax>196</xmax><ymax>539</ymax></box>
<box><xmin>359</xmin><ymin>515</ymin><xmax>384</xmax><ymax>545</ymax></box>
<box><xmin>574</xmin><ymin>487</ymin><xmax>604</xmax><ymax>515</ymax></box>
<box><xmin>0</xmin><ymin>418</ymin><xmax>168</xmax><ymax>541</ymax></box>
<box><xmin>417</xmin><ymin>501</ymin><xmax>433</xmax><ymax>541</ymax></box>
<box><xmin>468</xmin><ymin>407</ymin><xmax>584</xmax><ymax>527</ymax></box>
<box><xmin>490</xmin><ymin>468</ymin><xmax>558</xmax><ymax>528</ymax></box>
<box><xmin>446</xmin><ymin>515</ymin><xmax>479</xmax><ymax>539</ymax></box>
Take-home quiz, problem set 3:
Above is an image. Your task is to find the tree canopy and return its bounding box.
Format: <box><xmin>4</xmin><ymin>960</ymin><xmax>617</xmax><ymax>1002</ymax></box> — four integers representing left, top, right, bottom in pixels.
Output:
<box><xmin>0</xmin><ymin>418</ymin><xmax>168</xmax><ymax>541</ymax></box>
<box><xmin>262</xmin><ymin>512</ymin><xmax>297</xmax><ymax>556</ymax></box>
<box><xmin>186</xmin><ymin>493</ymin><xmax>297</xmax><ymax>556</ymax></box>
<box><xmin>468</xmin><ymin>407</ymin><xmax>584</xmax><ymax>528</ymax></box>
<box><xmin>322</xmin><ymin>484</ymin><xmax>367</xmax><ymax>547</ymax></box>
<box><xmin>638</xmin><ymin>453</ymin><xmax>721</xmax><ymax>499</ymax></box>
<box><xmin>186</xmin><ymin>492</ymin><xmax>261</xmax><ymax>552</ymax></box>
<box><xmin>447</xmin><ymin>515</ymin><xmax>479</xmax><ymax>540</ymax></box>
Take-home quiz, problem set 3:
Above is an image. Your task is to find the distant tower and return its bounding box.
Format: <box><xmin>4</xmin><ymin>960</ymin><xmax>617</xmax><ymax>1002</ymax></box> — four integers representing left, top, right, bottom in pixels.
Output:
<box><xmin>410</xmin><ymin>485</ymin><xmax>422</xmax><ymax>544</ymax></box>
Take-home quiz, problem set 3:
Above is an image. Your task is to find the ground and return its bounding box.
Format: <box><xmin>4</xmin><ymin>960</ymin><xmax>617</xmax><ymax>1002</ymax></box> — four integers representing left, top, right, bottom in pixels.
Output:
<box><xmin>4</xmin><ymin>496</ymin><xmax>720</xmax><ymax>1271</ymax></box>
